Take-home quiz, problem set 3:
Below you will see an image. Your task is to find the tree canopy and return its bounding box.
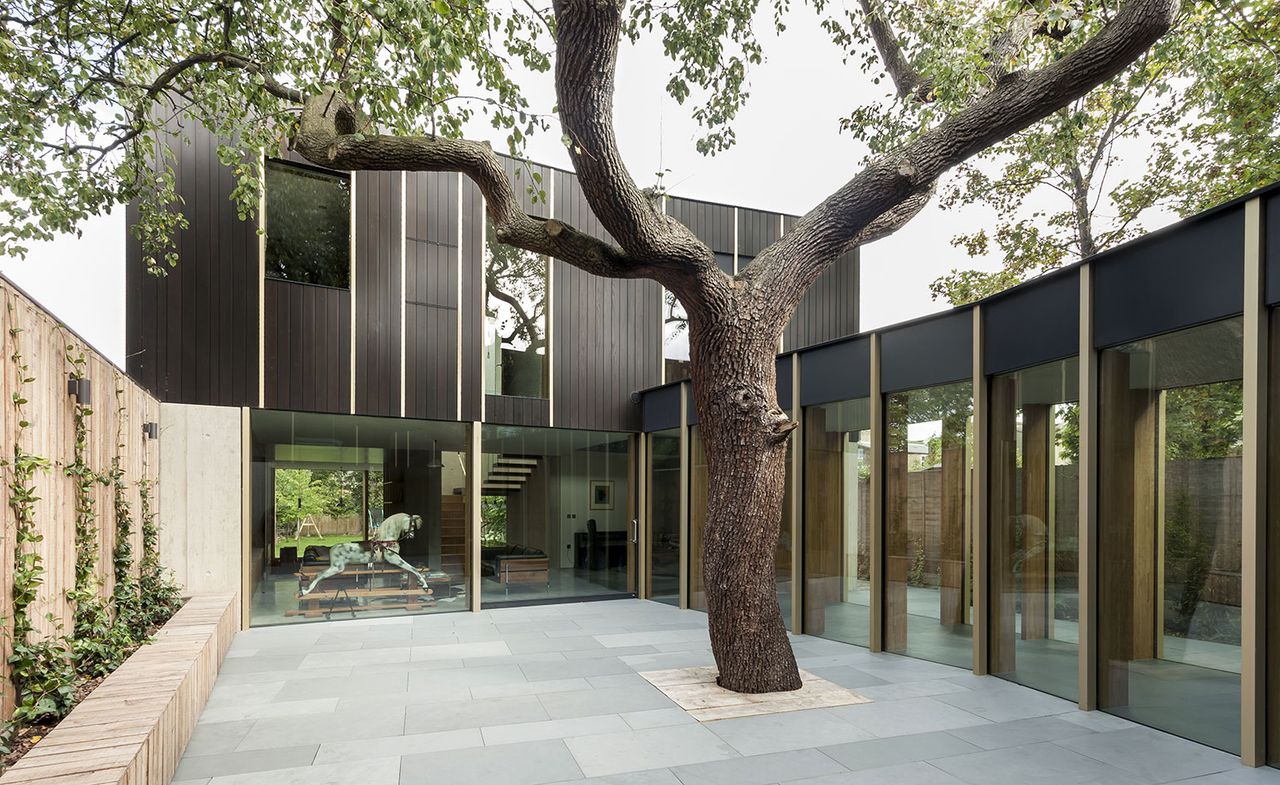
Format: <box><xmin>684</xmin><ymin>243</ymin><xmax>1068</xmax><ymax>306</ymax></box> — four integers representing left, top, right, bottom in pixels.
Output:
<box><xmin>925</xmin><ymin>0</ymin><xmax>1280</xmax><ymax>306</ymax></box>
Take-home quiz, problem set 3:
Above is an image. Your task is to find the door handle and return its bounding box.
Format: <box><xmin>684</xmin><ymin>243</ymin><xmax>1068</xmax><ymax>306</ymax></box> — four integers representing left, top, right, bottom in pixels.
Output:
<box><xmin>629</xmin><ymin>519</ymin><xmax>639</xmax><ymax>544</ymax></box>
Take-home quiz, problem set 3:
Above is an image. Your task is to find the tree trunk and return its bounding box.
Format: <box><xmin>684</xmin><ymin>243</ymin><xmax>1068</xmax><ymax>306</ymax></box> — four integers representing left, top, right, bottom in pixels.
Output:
<box><xmin>689</xmin><ymin>312</ymin><xmax>803</xmax><ymax>693</ymax></box>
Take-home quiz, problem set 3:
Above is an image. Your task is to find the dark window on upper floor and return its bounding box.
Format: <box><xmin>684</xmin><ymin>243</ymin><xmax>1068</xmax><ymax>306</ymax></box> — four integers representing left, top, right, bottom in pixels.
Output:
<box><xmin>264</xmin><ymin>159</ymin><xmax>351</xmax><ymax>288</ymax></box>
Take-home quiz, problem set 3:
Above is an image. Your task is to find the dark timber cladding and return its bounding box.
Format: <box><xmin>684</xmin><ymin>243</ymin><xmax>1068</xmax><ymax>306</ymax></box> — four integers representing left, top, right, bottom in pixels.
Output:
<box><xmin>405</xmin><ymin>171</ymin><xmax>460</xmax><ymax>421</ymax></box>
<box><xmin>1094</xmin><ymin>206</ymin><xmax>1244</xmax><ymax>348</ymax></box>
<box><xmin>354</xmin><ymin>171</ymin><xmax>402</xmax><ymax>416</ymax></box>
<box><xmin>264</xmin><ymin>280</ymin><xmax>351</xmax><ymax>413</ymax></box>
<box><xmin>782</xmin><ymin>216</ymin><xmax>860</xmax><ymax>352</ymax></box>
<box><xmin>668</xmin><ymin>196</ymin><xmax>735</xmax><ymax>273</ymax></box>
<box><xmin>641</xmin><ymin>383</ymin><xmax>682</xmax><ymax>432</ymax></box>
<box><xmin>460</xmin><ymin>179</ymin><xmax>484</xmax><ymax>422</ymax></box>
<box><xmin>125</xmin><ymin>119</ymin><xmax>258</xmax><ymax>406</ymax></box>
<box><xmin>554</xmin><ymin>169</ymin><xmax>662</xmax><ymax>431</ymax></box>
<box><xmin>983</xmin><ymin>268</ymin><xmax>1080</xmax><ymax>376</ymax></box>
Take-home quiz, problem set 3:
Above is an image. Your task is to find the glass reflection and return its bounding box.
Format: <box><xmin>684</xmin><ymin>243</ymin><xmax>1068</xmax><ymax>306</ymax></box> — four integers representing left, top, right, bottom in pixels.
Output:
<box><xmin>484</xmin><ymin>221</ymin><xmax>547</xmax><ymax>398</ymax></box>
<box><xmin>480</xmin><ymin>425</ymin><xmax>632</xmax><ymax>606</ymax></box>
<box><xmin>648</xmin><ymin>428</ymin><xmax>682</xmax><ymax>605</ymax></box>
<box><xmin>249</xmin><ymin>410</ymin><xmax>470</xmax><ymax>625</ymax></box>
<box><xmin>1098</xmin><ymin>317</ymin><xmax>1242</xmax><ymax>753</ymax></box>
<box><xmin>803</xmin><ymin>397</ymin><xmax>872</xmax><ymax>647</ymax></box>
<box><xmin>884</xmin><ymin>380</ymin><xmax>974</xmax><ymax>668</ymax></box>
<box><xmin>989</xmin><ymin>358</ymin><xmax>1079</xmax><ymax>700</ymax></box>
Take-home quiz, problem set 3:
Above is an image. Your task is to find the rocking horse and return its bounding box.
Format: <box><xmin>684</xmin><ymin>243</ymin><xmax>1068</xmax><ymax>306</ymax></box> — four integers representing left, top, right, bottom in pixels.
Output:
<box><xmin>298</xmin><ymin>512</ymin><xmax>431</xmax><ymax>596</ymax></box>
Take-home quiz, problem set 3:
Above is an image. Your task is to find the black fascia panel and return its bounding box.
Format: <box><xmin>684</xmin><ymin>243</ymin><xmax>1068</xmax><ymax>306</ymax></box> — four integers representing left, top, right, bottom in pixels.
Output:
<box><xmin>880</xmin><ymin>309</ymin><xmax>973</xmax><ymax>394</ymax></box>
<box><xmin>984</xmin><ymin>268</ymin><xmax>1079</xmax><ymax>376</ymax></box>
<box><xmin>1094</xmin><ymin>207</ymin><xmax>1244</xmax><ymax>348</ymax></box>
<box><xmin>641</xmin><ymin>384</ymin><xmax>682</xmax><ymax>432</ymax></box>
<box><xmin>1266</xmin><ymin>193</ymin><xmax>1280</xmax><ymax>305</ymax></box>
<box><xmin>798</xmin><ymin>336</ymin><xmax>871</xmax><ymax>406</ymax></box>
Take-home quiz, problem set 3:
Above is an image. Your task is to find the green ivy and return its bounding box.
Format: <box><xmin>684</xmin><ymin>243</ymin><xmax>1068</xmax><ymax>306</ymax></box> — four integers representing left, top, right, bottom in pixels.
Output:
<box><xmin>136</xmin><ymin>444</ymin><xmax>181</xmax><ymax>631</ymax></box>
<box><xmin>109</xmin><ymin>380</ymin><xmax>147</xmax><ymax>641</ymax></box>
<box><xmin>4</xmin><ymin>321</ymin><xmax>75</xmax><ymax>726</ymax></box>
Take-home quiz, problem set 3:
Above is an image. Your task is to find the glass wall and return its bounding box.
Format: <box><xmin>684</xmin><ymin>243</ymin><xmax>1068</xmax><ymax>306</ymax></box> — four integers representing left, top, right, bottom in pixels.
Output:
<box><xmin>264</xmin><ymin>159</ymin><xmax>351</xmax><ymax>288</ymax></box>
<box><xmin>249</xmin><ymin>410</ymin><xmax>469</xmax><ymax>626</ymax></box>
<box><xmin>484</xmin><ymin>221</ymin><xmax>547</xmax><ymax>398</ymax></box>
<box><xmin>885</xmin><ymin>380</ymin><xmax>974</xmax><ymax>668</ymax></box>
<box><xmin>688</xmin><ymin>425</ymin><xmax>794</xmax><ymax>623</ymax></box>
<box><xmin>648</xmin><ymin>428</ymin><xmax>682</xmax><ymax>605</ymax></box>
<box><xmin>663</xmin><ymin>290</ymin><xmax>691</xmax><ymax>382</ymax></box>
<box><xmin>480</xmin><ymin>425</ymin><xmax>632</xmax><ymax>606</ymax></box>
<box><xmin>1097</xmin><ymin>318</ymin><xmax>1243</xmax><ymax>753</ymax></box>
<box><xmin>803</xmin><ymin>397</ymin><xmax>872</xmax><ymax>647</ymax></box>
<box><xmin>989</xmin><ymin>358</ymin><xmax>1080</xmax><ymax>700</ymax></box>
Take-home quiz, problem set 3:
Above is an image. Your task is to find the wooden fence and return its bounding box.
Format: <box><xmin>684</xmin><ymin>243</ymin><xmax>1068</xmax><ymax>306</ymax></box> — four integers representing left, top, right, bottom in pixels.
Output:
<box><xmin>0</xmin><ymin>276</ymin><xmax>161</xmax><ymax>721</ymax></box>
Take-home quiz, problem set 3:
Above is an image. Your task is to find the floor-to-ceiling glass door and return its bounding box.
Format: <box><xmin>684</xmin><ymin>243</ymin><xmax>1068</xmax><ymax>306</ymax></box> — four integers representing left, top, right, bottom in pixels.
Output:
<box><xmin>480</xmin><ymin>424</ymin><xmax>635</xmax><ymax>607</ymax></box>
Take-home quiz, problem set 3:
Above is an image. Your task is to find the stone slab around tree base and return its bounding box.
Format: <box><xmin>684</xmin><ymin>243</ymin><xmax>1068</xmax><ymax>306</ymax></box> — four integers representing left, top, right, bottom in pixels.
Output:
<box><xmin>637</xmin><ymin>666</ymin><xmax>871</xmax><ymax>721</ymax></box>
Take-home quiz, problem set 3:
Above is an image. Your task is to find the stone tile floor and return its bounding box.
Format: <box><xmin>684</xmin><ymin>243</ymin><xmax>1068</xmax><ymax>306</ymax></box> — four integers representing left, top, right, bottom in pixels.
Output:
<box><xmin>173</xmin><ymin>599</ymin><xmax>1280</xmax><ymax>785</ymax></box>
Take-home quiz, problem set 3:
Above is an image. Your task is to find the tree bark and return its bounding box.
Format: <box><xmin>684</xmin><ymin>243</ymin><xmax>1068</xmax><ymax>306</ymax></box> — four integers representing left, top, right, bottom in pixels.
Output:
<box><xmin>688</xmin><ymin>303</ymin><xmax>802</xmax><ymax>693</ymax></box>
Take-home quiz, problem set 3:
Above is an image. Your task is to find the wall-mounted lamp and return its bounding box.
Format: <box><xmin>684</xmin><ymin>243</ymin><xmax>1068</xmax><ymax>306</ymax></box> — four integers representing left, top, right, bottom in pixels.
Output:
<box><xmin>142</xmin><ymin>422</ymin><xmax>160</xmax><ymax>440</ymax></box>
<box><xmin>67</xmin><ymin>375</ymin><xmax>92</xmax><ymax>407</ymax></box>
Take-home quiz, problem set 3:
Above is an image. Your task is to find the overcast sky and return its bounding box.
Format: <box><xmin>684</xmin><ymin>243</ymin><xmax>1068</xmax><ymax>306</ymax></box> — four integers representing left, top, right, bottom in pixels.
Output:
<box><xmin>0</xmin><ymin>4</ymin><xmax>1165</xmax><ymax>367</ymax></box>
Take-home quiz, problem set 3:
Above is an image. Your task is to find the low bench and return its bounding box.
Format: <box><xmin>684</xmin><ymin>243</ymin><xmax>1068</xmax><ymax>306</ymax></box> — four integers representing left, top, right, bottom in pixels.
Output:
<box><xmin>0</xmin><ymin>593</ymin><xmax>238</xmax><ymax>785</ymax></box>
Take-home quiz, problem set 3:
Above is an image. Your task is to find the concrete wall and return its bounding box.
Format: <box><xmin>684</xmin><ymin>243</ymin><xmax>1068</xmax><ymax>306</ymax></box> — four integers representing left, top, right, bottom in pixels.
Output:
<box><xmin>159</xmin><ymin>403</ymin><xmax>243</xmax><ymax>595</ymax></box>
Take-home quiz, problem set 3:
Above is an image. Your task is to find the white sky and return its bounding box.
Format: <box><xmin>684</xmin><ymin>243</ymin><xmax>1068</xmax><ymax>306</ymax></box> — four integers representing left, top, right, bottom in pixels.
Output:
<box><xmin>0</xmin><ymin>3</ymin><xmax>1169</xmax><ymax>368</ymax></box>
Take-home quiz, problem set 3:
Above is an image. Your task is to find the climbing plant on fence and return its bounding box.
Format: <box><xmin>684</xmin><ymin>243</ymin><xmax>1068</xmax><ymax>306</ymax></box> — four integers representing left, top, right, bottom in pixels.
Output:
<box><xmin>63</xmin><ymin>349</ymin><xmax>133</xmax><ymax>678</ymax></box>
<box><xmin>109</xmin><ymin>378</ymin><xmax>146</xmax><ymax>641</ymax></box>
<box><xmin>4</xmin><ymin>319</ymin><xmax>74</xmax><ymax>726</ymax></box>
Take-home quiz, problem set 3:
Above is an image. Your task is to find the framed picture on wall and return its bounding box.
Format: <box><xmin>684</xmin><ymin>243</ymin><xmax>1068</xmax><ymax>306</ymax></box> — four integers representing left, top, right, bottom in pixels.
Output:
<box><xmin>589</xmin><ymin>480</ymin><xmax>614</xmax><ymax>510</ymax></box>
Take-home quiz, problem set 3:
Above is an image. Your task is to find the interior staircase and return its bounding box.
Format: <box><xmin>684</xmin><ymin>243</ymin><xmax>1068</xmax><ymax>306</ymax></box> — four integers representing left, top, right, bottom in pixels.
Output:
<box><xmin>440</xmin><ymin>494</ymin><xmax>467</xmax><ymax>578</ymax></box>
<box><xmin>482</xmin><ymin>456</ymin><xmax>538</xmax><ymax>495</ymax></box>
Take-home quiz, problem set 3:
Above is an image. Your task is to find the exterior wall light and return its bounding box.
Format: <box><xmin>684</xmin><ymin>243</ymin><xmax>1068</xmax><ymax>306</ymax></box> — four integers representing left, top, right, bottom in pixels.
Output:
<box><xmin>142</xmin><ymin>422</ymin><xmax>160</xmax><ymax>440</ymax></box>
<box><xmin>67</xmin><ymin>375</ymin><xmax>92</xmax><ymax>407</ymax></box>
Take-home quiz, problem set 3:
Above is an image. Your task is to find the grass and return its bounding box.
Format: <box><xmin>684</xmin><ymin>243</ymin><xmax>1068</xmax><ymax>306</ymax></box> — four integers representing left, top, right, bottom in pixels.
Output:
<box><xmin>274</xmin><ymin>534</ymin><xmax>360</xmax><ymax>558</ymax></box>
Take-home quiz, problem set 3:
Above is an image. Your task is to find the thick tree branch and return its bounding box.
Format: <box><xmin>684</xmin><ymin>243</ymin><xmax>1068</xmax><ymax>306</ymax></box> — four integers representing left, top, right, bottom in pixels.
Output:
<box><xmin>293</xmin><ymin>90</ymin><xmax>649</xmax><ymax>281</ymax></box>
<box><xmin>746</xmin><ymin>0</ymin><xmax>1177</xmax><ymax>320</ymax></box>
<box><xmin>551</xmin><ymin>0</ymin><xmax>712</xmax><ymax>273</ymax></box>
<box><xmin>856</xmin><ymin>0</ymin><xmax>933</xmax><ymax>101</ymax></box>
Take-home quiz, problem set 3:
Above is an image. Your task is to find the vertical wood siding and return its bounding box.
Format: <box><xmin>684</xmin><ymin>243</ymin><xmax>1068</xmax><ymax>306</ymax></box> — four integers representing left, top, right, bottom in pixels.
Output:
<box><xmin>552</xmin><ymin>170</ymin><xmax>662</xmax><ymax>431</ymax></box>
<box><xmin>263</xmin><ymin>280</ymin><xmax>351</xmax><ymax>413</ymax></box>
<box><xmin>405</xmin><ymin>171</ymin><xmax>460</xmax><ymax>421</ymax></box>
<box><xmin>354</xmin><ymin>171</ymin><xmax>403</xmax><ymax>416</ymax></box>
<box><xmin>125</xmin><ymin>121</ymin><xmax>258</xmax><ymax>407</ymax></box>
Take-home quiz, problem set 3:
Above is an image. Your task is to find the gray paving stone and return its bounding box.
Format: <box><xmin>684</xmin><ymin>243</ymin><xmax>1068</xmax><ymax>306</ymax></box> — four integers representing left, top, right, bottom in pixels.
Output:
<box><xmin>174</xmin><ymin>745</ymin><xmax>317</xmax><ymax>780</ymax></box>
<box><xmin>482</xmin><ymin>714</ymin><xmax>632</xmax><ymax>745</ymax></box>
<box><xmin>565</xmin><ymin>724</ymin><xmax>740</xmax><ymax>778</ymax></box>
<box><xmin>217</xmin><ymin>654</ymin><xmax>307</xmax><ymax>675</ymax></box>
<box><xmin>507</xmin><ymin>635</ymin><xmax>606</xmax><ymax>654</ymax></box>
<box><xmin>184</xmin><ymin>720</ymin><xmax>256</xmax><ymax>756</ymax></box>
<box><xmin>205</xmin><ymin>755</ymin><xmax>400</xmax><ymax>785</ymax></box>
<box><xmin>400</xmin><ymin>739</ymin><xmax>583</xmax><ymax>785</ymax></box>
<box><xmin>404</xmin><ymin>694</ymin><xmax>550</xmax><ymax>733</ymax></box>
<box><xmin>929</xmin><ymin>741</ymin><xmax>1149</xmax><ymax>785</ymax></box>
<box><xmin>523</xmin><ymin>655</ymin><xmax>636</xmax><ymax>681</ymax></box>
<box><xmin>275</xmin><ymin>671</ymin><xmax>410</xmax><ymax>701</ymax></box>
<box><xmin>621</xmin><ymin>708</ymin><xmax>698</xmax><ymax>730</ymax></box>
<box><xmin>313</xmin><ymin>728</ymin><xmax>484</xmax><ymax>763</ymax></box>
<box><xmin>549</xmin><ymin>771</ymin><xmax>682</xmax><ymax>785</ymax></box>
<box><xmin>854</xmin><ymin>679</ymin><xmax>970</xmax><ymax>701</ymax></box>
<box><xmin>198</xmin><ymin>697</ymin><xmax>339</xmax><ymax>724</ymax></box>
<box><xmin>407</xmin><ymin>664</ymin><xmax>527</xmax><ymax>690</ymax></box>
<box><xmin>829</xmin><ymin>697</ymin><xmax>990</xmax><ymax>738</ymax></box>
<box><xmin>1058</xmin><ymin>727</ymin><xmax>1241</xmax><ymax>782</ymax></box>
<box><xmin>945</xmin><ymin>715</ymin><xmax>1095</xmax><ymax>750</ymax></box>
<box><xmin>470</xmin><ymin>677</ymin><xmax>592</xmax><ymax>698</ymax></box>
<box><xmin>671</xmin><ymin>748</ymin><xmax>847</xmax><ymax>785</ymax></box>
<box><xmin>706</xmin><ymin>708</ymin><xmax>875</xmax><ymax>755</ymax></box>
<box><xmin>804</xmin><ymin>666</ymin><xmax>890</xmax><ymax>690</ymax></box>
<box><xmin>235</xmin><ymin>707</ymin><xmax>407</xmax><ymax>751</ymax></box>
<box><xmin>932</xmin><ymin>681</ymin><xmax>1077</xmax><ymax>722</ymax></box>
<box><xmin>818</xmin><ymin>731</ymin><xmax>982</xmax><ymax>771</ymax></box>
<box><xmin>784</xmin><ymin>761</ymin><xmax>969</xmax><ymax>785</ymax></box>
<box><xmin>538</xmin><ymin>684</ymin><xmax>675</xmax><ymax>720</ymax></box>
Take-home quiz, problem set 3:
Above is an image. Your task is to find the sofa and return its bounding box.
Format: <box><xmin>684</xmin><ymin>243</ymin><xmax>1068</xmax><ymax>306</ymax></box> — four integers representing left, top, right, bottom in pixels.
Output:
<box><xmin>480</xmin><ymin>544</ymin><xmax>550</xmax><ymax>587</ymax></box>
